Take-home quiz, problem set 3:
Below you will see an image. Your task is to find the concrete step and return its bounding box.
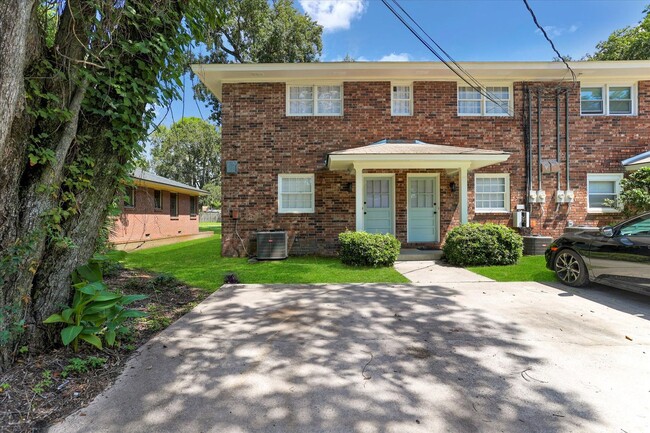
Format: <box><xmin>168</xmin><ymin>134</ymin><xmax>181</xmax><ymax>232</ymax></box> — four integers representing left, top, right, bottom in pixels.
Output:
<box><xmin>397</xmin><ymin>248</ymin><xmax>443</xmax><ymax>261</ymax></box>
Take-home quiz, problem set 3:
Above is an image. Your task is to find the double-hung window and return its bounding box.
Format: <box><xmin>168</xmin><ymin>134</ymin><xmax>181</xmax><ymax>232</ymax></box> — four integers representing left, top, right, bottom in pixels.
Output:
<box><xmin>587</xmin><ymin>173</ymin><xmax>623</xmax><ymax>213</ymax></box>
<box><xmin>170</xmin><ymin>193</ymin><xmax>178</xmax><ymax>218</ymax></box>
<box><xmin>124</xmin><ymin>186</ymin><xmax>136</xmax><ymax>208</ymax></box>
<box><xmin>278</xmin><ymin>174</ymin><xmax>315</xmax><ymax>213</ymax></box>
<box><xmin>391</xmin><ymin>84</ymin><xmax>412</xmax><ymax>116</ymax></box>
<box><xmin>154</xmin><ymin>190</ymin><xmax>163</xmax><ymax>210</ymax></box>
<box><xmin>475</xmin><ymin>174</ymin><xmax>510</xmax><ymax>213</ymax></box>
<box><xmin>458</xmin><ymin>85</ymin><xmax>511</xmax><ymax>116</ymax></box>
<box><xmin>287</xmin><ymin>85</ymin><xmax>342</xmax><ymax>116</ymax></box>
<box><xmin>189</xmin><ymin>196</ymin><xmax>198</xmax><ymax>218</ymax></box>
<box><xmin>580</xmin><ymin>85</ymin><xmax>635</xmax><ymax>115</ymax></box>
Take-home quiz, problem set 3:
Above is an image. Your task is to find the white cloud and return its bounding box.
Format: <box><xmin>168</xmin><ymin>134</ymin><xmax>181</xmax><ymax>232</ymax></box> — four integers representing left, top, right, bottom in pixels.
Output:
<box><xmin>300</xmin><ymin>0</ymin><xmax>367</xmax><ymax>32</ymax></box>
<box><xmin>379</xmin><ymin>53</ymin><xmax>411</xmax><ymax>62</ymax></box>
<box><xmin>535</xmin><ymin>24</ymin><xmax>578</xmax><ymax>39</ymax></box>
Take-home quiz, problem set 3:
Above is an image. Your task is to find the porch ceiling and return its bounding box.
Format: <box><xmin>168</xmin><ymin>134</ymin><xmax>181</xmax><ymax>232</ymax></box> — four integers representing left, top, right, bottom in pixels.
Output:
<box><xmin>327</xmin><ymin>140</ymin><xmax>510</xmax><ymax>171</ymax></box>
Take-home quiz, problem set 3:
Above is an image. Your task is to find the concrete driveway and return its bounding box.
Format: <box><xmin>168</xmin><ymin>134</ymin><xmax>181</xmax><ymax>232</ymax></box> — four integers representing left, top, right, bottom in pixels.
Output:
<box><xmin>49</xmin><ymin>282</ymin><xmax>650</xmax><ymax>433</ymax></box>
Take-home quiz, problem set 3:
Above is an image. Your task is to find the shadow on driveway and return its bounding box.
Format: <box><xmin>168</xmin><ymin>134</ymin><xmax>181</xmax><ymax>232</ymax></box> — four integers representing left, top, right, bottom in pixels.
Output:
<box><xmin>49</xmin><ymin>282</ymin><xmax>648</xmax><ymax>433</ymax></box>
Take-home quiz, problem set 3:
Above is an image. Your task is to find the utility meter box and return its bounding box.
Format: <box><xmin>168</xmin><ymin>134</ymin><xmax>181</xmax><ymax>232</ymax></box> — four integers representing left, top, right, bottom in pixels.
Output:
<box><xmin>529</xmin><ymin>190</ymin><xmax>538</xmax><ymax>203</ymax></box>
<box><xmin>513</xmin><ymin>210</ymin><xmax>530</xmax><ymax>228</ymax></box>
<box><xmin>564</xmin><ymin>190</ymin><xmax>575</xmax><ymax>203</ymax></box>
<box><xmin>556</xmin><ymin>190</ymin><xmax>566</xmax><ymax>203</ymax></box>
<box><xmin>537</xmin><ymin>190</ymin><xmax>547</xmax><ymax>203</ymax></box>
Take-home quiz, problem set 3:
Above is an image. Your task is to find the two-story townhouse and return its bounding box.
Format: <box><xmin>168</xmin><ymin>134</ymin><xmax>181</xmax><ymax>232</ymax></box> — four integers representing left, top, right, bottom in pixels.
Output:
<box><xmin>193</xmin><ymin>61</ymin><xmax>650</xmax><ymax>257</ymax></box>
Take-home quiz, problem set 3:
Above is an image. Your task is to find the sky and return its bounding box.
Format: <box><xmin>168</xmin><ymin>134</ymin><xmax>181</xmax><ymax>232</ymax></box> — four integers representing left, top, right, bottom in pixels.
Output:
<box><xmin>152</xmin><ymin>0</ymin><xmax>648</xmax><ymax>129</ymax></box>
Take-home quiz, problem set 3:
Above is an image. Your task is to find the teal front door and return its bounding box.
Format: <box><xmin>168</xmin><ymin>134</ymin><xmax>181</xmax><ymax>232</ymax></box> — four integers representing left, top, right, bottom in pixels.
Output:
<box><xmin>364</xmin><ymin>177</ymin><xmax>393</xmax><ymax>234</ymax></box>
<box><xmin>407</xmin><ymin>176</ymin><xmax>438</xmax><ymax>242</ymax></box>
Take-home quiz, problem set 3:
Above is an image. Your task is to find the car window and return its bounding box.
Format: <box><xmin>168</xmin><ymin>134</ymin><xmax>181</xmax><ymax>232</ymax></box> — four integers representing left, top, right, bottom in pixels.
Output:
<box><xmin>620</xmin><ymin>215</ymin><xmax>650</xmax><ymax>236</ymax></box>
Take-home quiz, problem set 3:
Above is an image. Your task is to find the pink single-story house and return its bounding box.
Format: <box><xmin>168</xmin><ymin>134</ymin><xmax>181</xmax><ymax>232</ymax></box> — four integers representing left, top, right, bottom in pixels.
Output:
<box><xmin>110</xmin><ymin>169</ymin><xmax>209</xmax><ymax>250</ymax></box>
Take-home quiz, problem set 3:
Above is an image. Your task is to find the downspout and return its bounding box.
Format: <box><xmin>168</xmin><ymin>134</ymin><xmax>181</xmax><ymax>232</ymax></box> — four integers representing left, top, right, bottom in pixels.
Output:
<box><xmin>526</xmin><ymin>86</ymin><xmax>533</xmax><ymax>212</ymax></box>
<box><xmin>556</xmin><ymin>90</ymin><xmax>561</xmax><ymax>191</ymax></box>
<box><xmin>537</xmin><ymin>88</ymin><xmax>542</xmax><ymax>191</ymax></box>
<box><xmin>565</xmin><ymin>89</ymin><xmax>570</xmax><ymax>190</ymax></box>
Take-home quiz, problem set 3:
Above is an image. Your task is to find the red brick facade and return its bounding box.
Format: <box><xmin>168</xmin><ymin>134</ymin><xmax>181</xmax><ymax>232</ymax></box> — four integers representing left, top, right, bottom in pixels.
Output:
<box><xmin>110</xmin><ymin>187</ymin><xmax>199</xmax><ymax>244</ymax></box>
<box><xmin>220</xmin><ymin>79</ymin><xmax>650</xmax><ymax>257</ymax></box>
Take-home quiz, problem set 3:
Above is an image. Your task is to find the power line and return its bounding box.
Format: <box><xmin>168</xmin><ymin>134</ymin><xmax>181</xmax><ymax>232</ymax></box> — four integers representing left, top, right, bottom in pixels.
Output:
<box><xmin>522</xmin><ymin>0</ymin><xmax>576</xmax><ymax>83</ymax></box>
<box><xmin>381</xmin><ymin>0</ymin><xmax>514</xmax><ymax>116</ymax></box>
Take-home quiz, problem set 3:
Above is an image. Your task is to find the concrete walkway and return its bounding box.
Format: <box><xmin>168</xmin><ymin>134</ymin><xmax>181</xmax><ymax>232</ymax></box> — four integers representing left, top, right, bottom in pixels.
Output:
<box><xmin>49</xmin><ymin>282</ymin><xmax>650</xmax><ymax>433</ymax></box>
<box><xmin>394</xmin><ymin>260</ymin><xmax>493</xmax><ymax>283</ymax></box>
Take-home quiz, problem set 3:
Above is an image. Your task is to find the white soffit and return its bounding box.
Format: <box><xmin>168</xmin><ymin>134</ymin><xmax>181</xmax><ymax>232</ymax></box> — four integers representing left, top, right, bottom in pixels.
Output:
<box><xmin>191</xmin><ymin>61</ymin><xmax>650</xmax><ymax>100</ymax></box>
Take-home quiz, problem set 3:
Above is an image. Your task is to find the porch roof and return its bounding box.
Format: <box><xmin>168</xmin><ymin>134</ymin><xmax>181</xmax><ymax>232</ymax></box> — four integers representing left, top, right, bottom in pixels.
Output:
<box><xmin>622</xmin><ymin>150</ymin><xmax>650</xmax><ymax>171</ymax></box>
<box><xmin>327</xmin><ymin>140</ymin><xmax>510</xmax><ymax>171</ymax></box>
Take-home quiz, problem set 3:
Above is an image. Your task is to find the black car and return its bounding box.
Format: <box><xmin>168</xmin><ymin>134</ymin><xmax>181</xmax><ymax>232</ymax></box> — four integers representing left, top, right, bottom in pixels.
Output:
<box><xmin>545</xmin><ymin>212</ymin><xmax>650</xmax><ymax>295</ymax></box>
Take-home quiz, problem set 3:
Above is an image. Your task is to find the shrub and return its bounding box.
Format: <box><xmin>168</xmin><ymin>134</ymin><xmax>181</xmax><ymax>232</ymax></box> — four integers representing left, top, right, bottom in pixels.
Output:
<box><xmin>338</xmin><ymin>231</ymin><xmax>401</xmax><ymax>267</ymax></box>
<box><xmin>443</xmin><ymin>223</ymin><xmax>523</xmax><ymax>267</ymax></box>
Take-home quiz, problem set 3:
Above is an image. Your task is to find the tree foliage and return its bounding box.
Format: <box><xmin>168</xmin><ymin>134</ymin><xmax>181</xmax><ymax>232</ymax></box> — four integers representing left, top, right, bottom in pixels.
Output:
<box><xmin>0</xmin><ymin>0</ymin><xmax>222</xmax><ymax>370</ymax></box>
<box><xmin>150</xmin><ymin>117</ymin><xmax>221</xmax><ymax>190</ymax></box>
<box><xmin>615</xmin><ymin>167</ymin><xmax>650</xmax><ymax>216</ymax></box>
<box><xmin>193</xmin><ymin>0</ymin><xmax>323</xmax><ymax>123</ymax></box>
<box><xmin>588</xmin><ymin>6</ymin><xmax>650</xmax><ymax>60</ymax></box>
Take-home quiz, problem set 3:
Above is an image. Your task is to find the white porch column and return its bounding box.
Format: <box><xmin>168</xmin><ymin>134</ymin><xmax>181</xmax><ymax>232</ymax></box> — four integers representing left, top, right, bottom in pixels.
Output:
<box><xmin>354</xmin><ymin>164</ymin><xmax>364</xmax><ymax>231</ymax></box>
<box><xmin>460</xmin><ymin>166</ymin><xmax>468</xmax><ymax>224</ymax></box>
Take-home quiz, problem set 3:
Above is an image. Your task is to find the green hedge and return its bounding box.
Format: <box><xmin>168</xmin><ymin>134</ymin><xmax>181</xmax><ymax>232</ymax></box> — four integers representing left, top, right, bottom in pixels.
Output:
<box><xmin>443</xmin><ymin>223</ymin><xmax>523</xmax><ymax>267</ymax></box>
<box><xmin>338</xmin><ymin>231</ymin><xmax>401</xmax><ymax>267</ymax></box>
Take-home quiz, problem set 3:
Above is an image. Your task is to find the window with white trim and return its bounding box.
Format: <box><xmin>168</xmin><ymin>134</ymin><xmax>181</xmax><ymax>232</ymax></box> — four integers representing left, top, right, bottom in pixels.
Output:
<box><xmin>580</xmin><ymin>85</ymin><xmax>635</xmax><ymax>115</ymax></box>
<box><xmin>391</xmin><ymin>84</ymin><xmax>412</xmax><ymax>116</ymax></box>
<box><xmin>458</xmin><ymin>85</ymin><xmax>511</xmax><ymax>116</ymax></box>
<box><xmin>278</xmin><ymin>174</ymin><xmax>315</xmax><ymax>213</ymax></box>
<box><xmin>287</xmin><ymin>85</ymin><xmax>342</xmax><ymax>116</ymax></box>
<box><xmin>587</xmin><ymin>173</ymin><xmax>623</xmax><ymax>213</ymax></box>
<box><xmin>475</xmin><ymin>174</ymin><xmax>510</xmax><ymax>212</ymax></box>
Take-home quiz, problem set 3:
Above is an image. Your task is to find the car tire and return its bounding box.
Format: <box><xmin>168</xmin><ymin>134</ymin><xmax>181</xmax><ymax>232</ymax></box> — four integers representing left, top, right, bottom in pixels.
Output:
<box><xmin>554</xmin><ymin>249</ymin><xmax>590</xmax><ymax>287</ymax></box>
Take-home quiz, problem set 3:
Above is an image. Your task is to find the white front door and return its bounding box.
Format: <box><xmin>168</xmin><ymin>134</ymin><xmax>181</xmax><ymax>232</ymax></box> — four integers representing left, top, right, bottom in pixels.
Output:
<box><xmin>364</xmin><ymin>177</ymin><xmax>393</xmax><ymax>234</ymax></box>
<box><xmin>408</xmin><ymin>176</ymin><xmax>438</xmax><ymax>242</ymax></box>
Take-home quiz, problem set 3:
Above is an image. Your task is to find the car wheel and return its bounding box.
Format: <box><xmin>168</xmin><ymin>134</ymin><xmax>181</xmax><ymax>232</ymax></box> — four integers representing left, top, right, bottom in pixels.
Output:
<box><xmin>554</xmin><ymin>249</ymin><xmax>590</xmax><ymax>287</ymax></box>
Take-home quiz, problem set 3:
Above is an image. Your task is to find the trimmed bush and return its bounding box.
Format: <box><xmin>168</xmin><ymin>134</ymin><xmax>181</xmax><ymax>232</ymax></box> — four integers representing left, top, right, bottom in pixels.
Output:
<box><xmin>338</xmin><ymin>231</ymin><xmax>401</xmax><ymax>267</ymax></box>
<box><xmin>443</xmin><ymin>223</ymin><xmax>523</xmax><ymax>267</ymax></box>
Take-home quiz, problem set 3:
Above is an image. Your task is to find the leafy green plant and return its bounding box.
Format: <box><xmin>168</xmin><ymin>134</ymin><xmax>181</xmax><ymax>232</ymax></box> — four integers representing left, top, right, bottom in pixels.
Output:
<box><xmin>1</xmin><ymin>383</ymin><xmax>10</xmax><ymax>392</ymax></box>
<box><xmin>32</xmin><ymin>370</ymin><xmax>53</xmax><ymax>395</ymax></box>
<box><xmin>605</xmin><ymin>167</ymin><xmax>650</xmax><ymax>217</ymax></box>
<box><xmin>44</xmin><ymin>257</ymin><xmax>147</xmax><ymax>352</ymax></box>
<box><xmin>443</xmin><ymin>223</ymin><xmax>523</xmax><ymax>267</ymax></box>
<box><xmin>338</xmin><ymin>232</ymin><xmax>401</xmax><ymax>267</ymax></box>
<box><xmin>61</xmin><ymin>356</ymin><xmax>107</xmax><ymax>378</ymax></box>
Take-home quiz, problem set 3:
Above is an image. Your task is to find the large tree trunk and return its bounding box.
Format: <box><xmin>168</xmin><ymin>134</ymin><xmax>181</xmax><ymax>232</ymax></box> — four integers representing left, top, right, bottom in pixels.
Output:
<box><xmin>0</xmin><ymin>0</ymin><xmax>188</xmax><ymax>371</ymax></box>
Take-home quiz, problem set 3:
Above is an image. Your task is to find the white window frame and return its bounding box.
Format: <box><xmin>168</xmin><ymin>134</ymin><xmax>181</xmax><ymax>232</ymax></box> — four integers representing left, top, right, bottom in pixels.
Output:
<box><xmin>278</xmin><ymin>173</ymin><xmax>315</xmax><ymax>213</ymax></box>
<box><xmin>391</xmin><ymin>82</ymin><xmax>413</xmax><ymax>116</ymax></box>
<box><xmin>580</xmin><ymin>83</ymin><xmax>637</xmax><ymax>116</ymax></box>
<box><xmin>457</xmin><ymin>83</ymin><xmax>513</xmax><ymax>117</ymax></box>
<box><xmin>286</xmin><ymin>84</ymin><xmax>343</xmax><ymax>117</ymax></box>
<box><xmin>474</xmin><ymin>173</ymin><xmax>510</xmax><ymax>213</ymax></box>
<box><xmin>587</xmin><ymin>173</ymin><xmax>623</xmax><ymax>213</ymax></box>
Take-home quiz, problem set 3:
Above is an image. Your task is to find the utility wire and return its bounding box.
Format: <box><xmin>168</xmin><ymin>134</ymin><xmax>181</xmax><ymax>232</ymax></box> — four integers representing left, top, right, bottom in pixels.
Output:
<box><xmin>382</xmin><ymin>0</ymin><xmax>514</xmax><ymax>116</ymax></box>
<box><xmin>522</xmin><ymin>0</ymin><xmax>576</xmax><ymax>83</ymax></box>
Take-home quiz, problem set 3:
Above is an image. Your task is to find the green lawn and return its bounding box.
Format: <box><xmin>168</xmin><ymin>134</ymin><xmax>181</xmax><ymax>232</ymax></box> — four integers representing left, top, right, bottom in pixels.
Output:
<box><xmin>122</xmin><ymin>230</ymin><xmax>408</xmax><ymax>291</ymax></box>
<box><xmin>468</xmin><ymin>255</ymin><xmax>558</xmax><ymax>282</ymax></box>
<box><xmin>199</xmin><ymin>221</ymin><xmax>221</xmax><ymax>234</ymax></box>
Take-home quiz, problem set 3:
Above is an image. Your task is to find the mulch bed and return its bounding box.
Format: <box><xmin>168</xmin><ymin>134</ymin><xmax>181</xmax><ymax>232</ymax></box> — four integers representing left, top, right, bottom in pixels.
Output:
<box><xmin>0</xmin><ymin>267</ymin><xmax>209</xmax><ymax>433</ymax></box>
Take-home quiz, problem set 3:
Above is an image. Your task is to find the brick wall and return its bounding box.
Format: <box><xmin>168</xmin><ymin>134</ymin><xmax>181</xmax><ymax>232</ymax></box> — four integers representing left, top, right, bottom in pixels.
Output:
<box><xmin>220</xmin><ymin>80</ymin><xmax>650</xmax><ymax>257</ymax></box>
<box><xmin>110</xmin><ymin>187</ymin><xmax>199</xmax><ymax>244</ymax></box>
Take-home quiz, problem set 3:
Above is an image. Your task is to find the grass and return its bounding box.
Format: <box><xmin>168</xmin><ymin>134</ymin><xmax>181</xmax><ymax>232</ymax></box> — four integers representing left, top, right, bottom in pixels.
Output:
<box><xmin>468</xmin><ymin>255</ymin><xmax>558</xmax><ymax>282</ymax></box>
<box><xmin>122</xmin><ymin>226</ymin><xmax>408</xmax><ymax>290</ymax></box>
<box><xmin>199</xmin><ymin>221</ymin><xmax>221</xmax><ymax>234</ymax></box>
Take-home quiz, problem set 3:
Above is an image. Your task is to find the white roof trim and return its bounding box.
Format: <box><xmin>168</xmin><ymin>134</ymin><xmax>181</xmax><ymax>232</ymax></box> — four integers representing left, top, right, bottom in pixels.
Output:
<box><xmin>327</xmin><ymin>153</ymin><xmax>510</xmax><ymax>171</ymax></box>
<box><xmin>191</xmin><ymin>61</ymin><xmax>650</xmax><ymax>100</ymax></box>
